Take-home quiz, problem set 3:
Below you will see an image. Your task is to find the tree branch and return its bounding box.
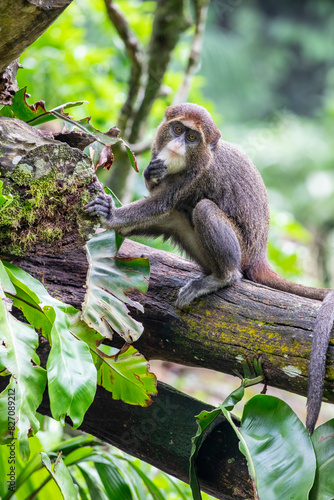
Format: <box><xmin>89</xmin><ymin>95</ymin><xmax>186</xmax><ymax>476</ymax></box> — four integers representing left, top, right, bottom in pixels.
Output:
<box><xmin>11</xmin><ymin>237</ymin><xmax>334</xmax><ymax>404</ymax></box>
<box><xmin>174</xmin><ymin>0</ymin><xmax>210</xmax><ymax>104</ymax></box>
<box><xmin>129</xmin><ymin>0</ymin><xmax>190</xmax><ymax>143</ymax></box>
<box><xmin>104</xmin><ymin>0</ymin><xmax>145</xmax><ymax>135</ymax></box>
<box><xmin>0</xmin><ymin>0</ymin><xmax>73</xmax><ymax>74</ymax></box>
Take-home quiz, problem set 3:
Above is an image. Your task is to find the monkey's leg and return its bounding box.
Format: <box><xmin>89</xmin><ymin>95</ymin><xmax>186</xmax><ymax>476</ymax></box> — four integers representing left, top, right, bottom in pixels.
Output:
<box><xmin>176</xmin><ymin>200</ymin><xmax>242</xmax><ymax>309</ymax></box>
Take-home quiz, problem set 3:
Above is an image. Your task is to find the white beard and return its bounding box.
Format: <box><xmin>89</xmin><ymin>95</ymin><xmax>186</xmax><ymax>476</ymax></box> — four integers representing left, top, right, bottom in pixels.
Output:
<box><xmin>157</xmin><ymin>146</ymin><xmax>186</xmax><ymax>175</ymax></box>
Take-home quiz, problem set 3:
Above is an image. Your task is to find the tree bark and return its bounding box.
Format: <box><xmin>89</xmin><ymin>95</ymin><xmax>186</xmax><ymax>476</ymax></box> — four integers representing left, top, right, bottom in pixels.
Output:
<box><xmin>1</xmin><ymin>116</ymin><xmax>334</xmax><ymax>499</ymax></box>
<box><xmin>11</xmin><ymin>238</ymin><xmax>334</xmax><ymax>405</ymax></box>
<box><xmin>0</xmin><ymin>0</ymin><xmax>73</xmax><ymax>74</ymax></box>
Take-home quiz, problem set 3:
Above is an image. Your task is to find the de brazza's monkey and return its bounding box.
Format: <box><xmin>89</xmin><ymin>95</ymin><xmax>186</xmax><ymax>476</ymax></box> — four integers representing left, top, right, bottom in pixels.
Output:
<box><xmin>85</xmin><ymin>103</ymin><xmax>334</xmax><ymax>433</ymax></box>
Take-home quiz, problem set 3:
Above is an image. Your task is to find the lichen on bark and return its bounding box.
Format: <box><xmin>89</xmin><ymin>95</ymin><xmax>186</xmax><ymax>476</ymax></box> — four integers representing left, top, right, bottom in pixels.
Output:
<box><xmin>0</xmin><ymin>117</ymin><xmax>99</xmax><ymax>256</ymax></box>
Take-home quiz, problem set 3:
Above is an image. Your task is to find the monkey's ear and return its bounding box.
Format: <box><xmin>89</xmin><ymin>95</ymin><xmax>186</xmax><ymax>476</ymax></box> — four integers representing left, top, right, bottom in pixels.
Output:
<box><xmin>165</xmin><ymin>104</ymin><xmax>183</xmax><ymax>121</ymax></box>
<box><xmin>209</xmin><ymin>127</ymin><xmax>221</xmax><ymax>148</ymax></box>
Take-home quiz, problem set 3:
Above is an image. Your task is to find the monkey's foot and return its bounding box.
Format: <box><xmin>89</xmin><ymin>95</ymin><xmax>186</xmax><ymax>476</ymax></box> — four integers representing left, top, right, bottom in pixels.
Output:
<box><xmin>85</xmin><ymin>193</ymin><xmax>114</xmax><ymax>221</ymax></box>
<box><xmin>176</xmin><ymin>272</ymin><xmax>241</xmax><ymax>309</ymax></box>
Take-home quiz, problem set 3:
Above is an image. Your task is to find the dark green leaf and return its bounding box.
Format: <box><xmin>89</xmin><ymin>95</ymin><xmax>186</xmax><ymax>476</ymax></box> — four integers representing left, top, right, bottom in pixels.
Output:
<box><xmin>127</xmin><ymin>460</ymin><xmax>166</xmax><ymax>500</ymax></box>
<box><xmin>45</xmin><ymin>307</ymin><xmax>96</xmax><ymax>428</ymax></box>
<box><xmin>0</xmin><ymin>181</ymin><xmax>13</xmax><ymax>212</ymax></box>
<box><xmin>41</xmin><ymin>452</ymin><xmax>79</xmax><ymax>499</ymax></box>
<box><xmin>310</xmin><ymin>418</ymin><xmax>334</xmax><ymax>500</ymax></box>
<box><xmin>95</xmin><ymin>462</ymin><xmax>133</xmax><ymax>500</ymax></box>
<box><xmin>236</xmin><ymin>395</ymin><xmax>316</xmax><ymax>500</ymax></box>
<box><xmin>77</xmin><ymin>465</ymin><xmax>106</xmax><ymax>500</ymax></box>
<box><xmin>0</xmin><ymin>284</ymin><xmax>46</xmax><ymax>461</ymax></box>
<box><xmin>83</xmin><ymin>230</ymin><xmax>150</xmax><ymax>342</ymax></box>
<box><xmin>189</xmin><ymin>408</ymin><xmax>222</xmax><ymax>500</ymax></box>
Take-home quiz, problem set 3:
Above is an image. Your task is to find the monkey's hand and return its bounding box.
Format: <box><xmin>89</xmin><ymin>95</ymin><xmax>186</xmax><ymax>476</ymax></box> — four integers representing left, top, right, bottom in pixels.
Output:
<box><xmin>144</xmin><ymin>158</ymin><xmax>167</xmax><ymax>186</ymax></box>
<box><xmin>85</xmin><ymin>192</ymin><xmax>115</xmax><ymax>225</ymax></box>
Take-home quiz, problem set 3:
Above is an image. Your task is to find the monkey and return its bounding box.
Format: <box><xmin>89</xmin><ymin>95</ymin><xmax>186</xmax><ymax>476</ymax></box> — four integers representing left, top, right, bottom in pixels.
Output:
<box><xmin>85</xmin><ymin>102</ymin><xmax>334</xmax><ymax>434</ymax></box>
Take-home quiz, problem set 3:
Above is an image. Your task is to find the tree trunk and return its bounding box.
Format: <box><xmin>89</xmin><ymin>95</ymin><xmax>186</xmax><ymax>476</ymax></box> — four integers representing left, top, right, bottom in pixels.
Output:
<box><xmin>0</xmin><ymin>0</ymin><xmax>73</xmax><ymax>74</ymax></box>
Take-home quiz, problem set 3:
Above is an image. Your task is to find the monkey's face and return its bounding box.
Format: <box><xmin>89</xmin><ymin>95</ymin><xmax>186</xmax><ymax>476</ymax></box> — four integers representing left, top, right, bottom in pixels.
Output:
<box><xmin>156</xmin><ymin>120</ymin><xmax>204</xmax><ymax>175</ymax></box>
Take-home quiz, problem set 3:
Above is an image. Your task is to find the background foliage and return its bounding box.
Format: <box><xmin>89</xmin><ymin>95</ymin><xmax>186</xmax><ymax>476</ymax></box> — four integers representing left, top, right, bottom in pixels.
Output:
<box><xmin>5</xmin><ymin>0</ymin><xmax>333</xmax><ymax>497</ymax></box>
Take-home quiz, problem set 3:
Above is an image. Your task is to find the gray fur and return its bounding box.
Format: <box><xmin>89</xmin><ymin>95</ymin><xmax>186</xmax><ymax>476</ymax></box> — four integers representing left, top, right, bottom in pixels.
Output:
<box><xmin>85</xmin><ymin>103</ymin><xmax>334</xmax><ymax>434</ymax></box>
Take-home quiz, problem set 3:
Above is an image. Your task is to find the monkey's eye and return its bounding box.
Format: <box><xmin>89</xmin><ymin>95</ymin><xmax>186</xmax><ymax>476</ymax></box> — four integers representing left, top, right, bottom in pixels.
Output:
<box><xmin>186</xmin><ymin>131</ymin><xmax>198</xmax><ymax>143</ymax></box>
<box><xmin>172</xmin><ymin>123</ymin><xmax>184</xmax><ymax>135</ymax></box>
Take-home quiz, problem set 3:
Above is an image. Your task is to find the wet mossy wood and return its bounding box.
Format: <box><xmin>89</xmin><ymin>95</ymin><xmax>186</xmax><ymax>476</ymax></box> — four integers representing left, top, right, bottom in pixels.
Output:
<box><xmin>118</xmin><ymin>241</ymin><xmax>334</xmax><ymax>404</ymax></box>
<box><xmin>10</xmin><ymin>231</ymin><xmax>334</xmax><ymax>404</ymax></box>
<box><xmin>0</xmin><ymin>117</ymin><xmax>99</xmax><ymax>257</ymax></box>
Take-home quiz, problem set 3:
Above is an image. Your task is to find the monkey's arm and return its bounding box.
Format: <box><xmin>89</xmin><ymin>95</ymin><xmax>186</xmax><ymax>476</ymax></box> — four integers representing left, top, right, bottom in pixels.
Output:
<box><xmin>85</xmin><ymin>192</ymin><xmax>172</xmax><ymax>237</ymax></box>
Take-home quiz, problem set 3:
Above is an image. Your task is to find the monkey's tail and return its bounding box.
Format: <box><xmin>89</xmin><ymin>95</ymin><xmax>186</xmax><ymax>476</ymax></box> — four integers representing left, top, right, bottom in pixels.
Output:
<box><xmin>306</xmin><ymin>290</ymin><xmax>334</xmax><ymax>433</ymax></box>
<box><xmin>245</xmin><ymin>259</ymin><xmax>328</xmax><ymax>301</ymax></box>
<box><xmin>247</xmin><ymin>259</ymin><xmax>334</xmax><ymax>434</ymax></box>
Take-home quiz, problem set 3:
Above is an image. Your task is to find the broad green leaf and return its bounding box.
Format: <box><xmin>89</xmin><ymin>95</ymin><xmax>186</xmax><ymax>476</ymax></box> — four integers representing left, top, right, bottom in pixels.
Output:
<box><xmin>189</xmin><ymin>359</ymin><xmax>263</xmax><ymax>499</ymax></box>
<box><xmin>41</xmin><ymin>452</ymin><xmax>79</xmax><ymax>500</ymax></box>
<box><xmin>0</xmin><ymin>87</ymin><xmax>87</xmax><ymax>126</ymax></box>
<box><xmin>3</xmin><ymin>261</ymin><xmax>63</xmax><ymax>309</ymax></box>
<box><xmin>9</xmin><ymin>285</ymin><xmax>52</xmax><ymax>337</ymax></box>
<box><xmin>189</xmin><ymin>408</ymin><xmax>222</xmax><ymax>500</ymax></box>
<box><xmin>95</xmin><ymin>462</ymin><xmax>133</xmax><ymax>500</ymax></box>
<box><xmin>77</xmin><ymin>465</ymin><xmax>106</xmax><ymax>500</ymax></box>
<box><xmin>103</xmin><ymin>185</ymin><xmax>124</xmax><ymax>251</ymax></box>
<box><xmin>67</xmin><ymin>308</ymin><xmax>157</xmax><ymax>406</ymax></box>
<box><xmin>229</xmin><ymin>395</ymin><xmax>317</xmax><ymax>500</ymax></box>
<box><xmin>126</xmin><ymin>460</ymin><xmax>165</xmax><ymax>500</ymax></box>
<box><xmin>310</xmin><ymin>418</ymin><xmax>334</xmax><ymax>500</ymax></box>
<box><xmin>0</xmin><ymin>285</ymin><xmax>46</xmax><ymax>461</ymax></box>
<box><xmin>3</xmin><ymin>261</ymin><xmax>67</xmax><ymax>339</ymax></box>
<box><xmin>0</xmin><ymin>181</ymin><xmax>13</xmax><ymax>212</ymax></box>
<box><xmin>221</xmin><ymin>384</ymin><xmax>245</xmax><ymax>411</ymax></box>
<box><xmin>83</xmin><ymin>230</ymin><xmax>150</xmax><ymax>342</ymax></box>
<box><xmin>95</xmin><ymin>344</ymin><xmax>157</xmax><ymax>406</ymax></box>
<box><xmin>45</xmin><ymin>307</ymin><xmax>96</xmax><ymax>427</ymax></box>
<box><xmin>0</xmin><ymin>260</ymin><xmax>15</xmax><ymax>295</ymax></box>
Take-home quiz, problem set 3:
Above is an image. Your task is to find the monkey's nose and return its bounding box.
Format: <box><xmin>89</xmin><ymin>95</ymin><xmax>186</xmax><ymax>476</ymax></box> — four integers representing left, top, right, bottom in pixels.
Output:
<box><xmin>168</xmin><ymin>144</ymin><xmax>185</xmax><ymax>156</ymax></box>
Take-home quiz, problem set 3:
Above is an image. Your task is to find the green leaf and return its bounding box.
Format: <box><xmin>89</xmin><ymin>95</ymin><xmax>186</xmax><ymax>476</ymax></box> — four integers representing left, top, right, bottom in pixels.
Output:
<box><xmin>67</xmin><ymin>308</ymin><xmax>157</xmax><ymax>406</ymax></box>
<box><xmin>0</xmin><ymin>285</ymin><xmax>46</xmax><ymax>461</ymax></box>
<box><xmin>45</xmin><ymin>307</ymin><xmax>96</xmax><ymax>427</ymax></box>
<box><xmin>77</xmin><ymin>465</ymin><xmax>106</xmax><ymax>500</ymax></box>
<box><xmin>83</xmin><ymin>230</ymin><xmax>150</xmax><ymax>342</ymax></box>
<box><xmin>41</xmin><ymin>452</ymin><xmax>79</xmax><ymax>500</ymax></box>
<box><xmin>95</xmin><ymin>462</ymin><xmax>133</xmax><ymax>500</ymax></box>
<box><xmin>3</xmin><ymin>262</ymin><xmax>97</xmax><ymax>428</ymax></box>
<box><xmin>3</xmin><ymin>261</ymin><xmax>63</xmax><ymax>310</ymax></box>
<box><xmin>0</xmin><ymin>181</ymin><xmax>13</xmax><ymax>212</ymax></box>
<box><xmin>0</xmin><ymin>87</ymin><xmax>87</xmax><ymax>126</ymax></box>
<box><xmin>221</xmin><ymin>384</ymin><xmax>245</xmax><ymax>411</ymax></box>
<box><xmin>96</xmin><ymin>344</ymin><xmax>157</xmax><ymax>406</ymax></box>
<box><xmin>227</xmin><ymin>395</ymin><xmax>317</xmax><ymax>500</ymax></box>
<box><xmin>103</xmin><ymin>186</ymin><xmax>124</xmax><ymax>251</ymax></box>
<box><xmin>124</xmin><ymin>144</ymin><xmax>138</xmax><ymax>172</ymax></box>
<box><xmin>189</xmin><ymin>408</ymin><xmax>222</xmax><ymax>500</ymax></box>
<box><xmin>0</xmin><ymin>261</ymin><xmax>15</xmax><ymax>295</ymax></box>
<box><xmin>126</xmin><ymin>461</ymin><xmax>166</xmax><ymax>500</ymax></box>
<box><xmin>189</xmin><ymin>359</ymin><xmax>263</xmax><ymax>499</ymax></box>
<box><xmin>310</xmin><ymin>418</ymin><xmax>334</xmax><ymax>500</ymax></box>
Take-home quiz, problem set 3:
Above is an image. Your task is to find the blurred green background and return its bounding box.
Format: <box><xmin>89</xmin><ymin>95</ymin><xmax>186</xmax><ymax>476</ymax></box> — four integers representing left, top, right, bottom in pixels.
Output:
<box><xmin>18</xmin><ymin>0</ymin><xmax>334</xmax><ymax>289</ymax></box>
<box><xmin>14</xmin><ymin>1</ymin><xmax>334</xmax><ymax>496</ymax></box>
